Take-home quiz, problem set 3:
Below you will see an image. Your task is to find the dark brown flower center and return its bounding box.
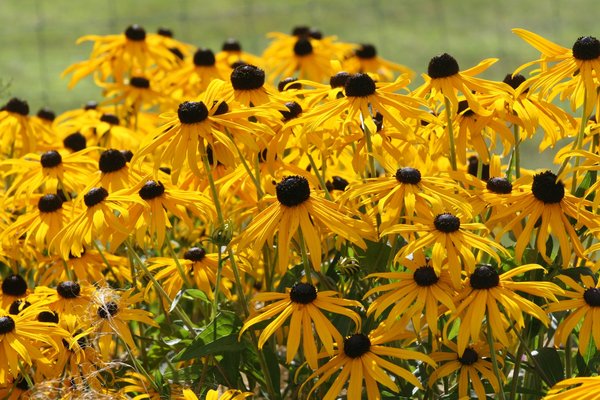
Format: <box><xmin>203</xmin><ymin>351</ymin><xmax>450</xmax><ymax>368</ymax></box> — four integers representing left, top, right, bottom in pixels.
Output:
<box><xmin>280</xmin><ymin>101</ymin><xmax>303</xmax><ymax>121</ymax></box>
<box><xmin>99</xmin><ymin>149</ymin><xmax>127</xmax><ymax>173</ymax></box>
<box><xmin>278</xmin><ymin>77</ymin><xmax>301</xmax><ymax>92</ymax></box>
<box><xmin>572</xmin><ymin>36</ymin><xmax>600</xmax><ymax>60</ymax></box>
<box><xmin>178</xmin><ymin>101</ymin><xmax>209</xmax><ymax>124</ymax></box>
<box><xmin>130</xmin><ymin>77</ymin><xmax>150</xmax><ymax>89</ymax></box>
<box><xmin>184</xmin><ymin>247</ymin><xmax>206</xmax><ymax>262</ymax></box>
<box><xmin>57</xmin><ymin>281</ymin><xmax>81</xmax><ymax>299</ymax></box>
<box><xmin>97</xmin><ymin>301</ymin><xmax>119</xmax><ymax>318</ymax></box>
<box><xmin>37</xmin><ymin>107</ymin><xmax>56</xmax><ymax>121</ymax></box>
<box><xmin>157</xmin><ymin>27</ymin><xmax>173</xmax><ymax>37</ymax></box>
<box><xmin>139</xmin><ymin>180</ymin><xmax>165</xmax><ymax>200</ymax></box>
<box><xmin>222</xmin><ymin>38</ymin><xmax>241</xmax><ymax>52</ymax></box>
<box><xmin>289</xmin><ymin>282</ymin><xmax>317</xmax><ymax>304</ymax></box>
<box><xmin>231</xmin><ymin>65</ymin><xmax>265</xmax><ymax>90</ymax></box>
<box><xmin>503</xmin><ymin>73</ymin><xmax>527</xmax><ymax>90</ymax></box>
<box><xmin>428</xmin><ymin>53</ymin><xmax>460</xmax><ymax>78</ymax></box>
<box><xmin>343</xmin><ymin>333</ymin><xmax>371</xmax><ymax>358</ymax></box>
<box><xmin>467</xmin><ymin>156</ymin><xmax>490</xmax><ymax>181</ymax></box>
<box><xmin>294</xmin><ymin>38</ymin><xmax>313</xmax><ymax>56</ymax></box>
<box><xmin>457</xmin><ymin>100</ymin><xmax>475</xmax><ymax>117</ymax></box>
<box><xmin>84</xmin><ymin>187</ymin><xmax>108</xmax><ymax>208</ymax></box>
<box><xmin>100</xmin><ymin>113</ymin><xmax>120</xmax><ymax>125</ymax></box>
<box><xmin>326</xmin><ymin>176</ymin><xmax>349</xmax><ymax>192</ymax></box>
<box><xmin>276</xmin><ymin>176</ymin><xmax>310</xmax><ymax>207</ymax></box>
<box><xmin>4</xmin><ymin>98</ymin><xmax>29</xmax><ymax>116</ymax></box>
<box><xmin>583</xmin><ymin>287</ymin><xmax>600</xmax><ymax>307</ymax></box>
<box><xmin>37</xmin><ymin>311</ymin><xmax>59</xmax><ymax>323</ymax></box>
<box><xmin>9</xmin><ymin>300</ymin><xmax>30</xmax><ymax>315</ymax></box>
<box><xmin>395</xmin><ymin>167</ymin><xmax>422</xmax><ymax>184</ymax></box>
<box><xmin>470</xmin><ymin>265</ymin><xmax>500</xmax><ymax>289</ymax></box>
<box><xmin>38</xmin><ymin>194</ymin><xmax>63</xmax><ymax>213</ymax></box>
<box><xmin>345</xmin><ymin>73</ymin><xmax>376</xmax><ymax>97</ymax></box>
<box><xmin>2</xmin><ymin>274</ymin><xmax>27</xmax><ymax>296</ymax></box>
<box><xmin>356</xmin><ymin>44</ymin><xmax>377</xmax><ymax>59</ymax></box>
<box><xmin>193</xmin><ymin>48</ymin><xmax>216</xmax><ymax>66</ymax></box>
<box><xmin>486</xmin><ymin>177</ymin><xmax>513</xmax><ymax>194</ymax></box>
<box><xmin>0</xmin><ymin>316</ymin><xmax>16</xmax><ymax>334</ymax></box>
<box><xmin>63</xmin><ymin>132</ymin><xmax>87</xmax><ymax>152</ymax></box>
<box><xmin>458</xmin><ymin>347</ymin><xmax>479</xmax><ymax>365</ymax></box>
<box><xmin>413</xmin><ymin>265</ymin><xmax>439</xmax><ymax>286</ymax></box>
<box><xmin>531</xmin><ymin>171</ymin><xmax>564</xmax><ymax>204</ymax></box>
<box><xmin>330</xmin><ymin>72</ymin><xmax>351</xmax><ymax>88</ymax></box>
<box><xmin>124</xmin><ymin>24</ymin><xmax>146</xmax><ymax>41</ymax></box>
<box><xmin>434</xmin><ymin>213</ymin><xmax>460</xmax><ymax>233</ymax></box>
<box><xmin>292</xmin><ymin>26</ymin><xmax>310</xmax><ymax>36</ymax></box>
<box><xmin>40</xmin><ymin>150</ymin><xmax>62</xmax><ymax>168</ymax></box>
<box><xmin>213</xmin><ymin>100</ymin><xmax>229</xmax><ymax>115</ymax></box>
<box><xmin>309</xmin><ymin>28</ymin><xmax>322</xmax><ymax>39</ymax></box>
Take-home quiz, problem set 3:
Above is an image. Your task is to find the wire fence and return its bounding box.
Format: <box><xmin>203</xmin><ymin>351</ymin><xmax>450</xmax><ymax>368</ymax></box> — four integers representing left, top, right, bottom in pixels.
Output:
<box><xmin>0</xmin><ymin>0</ymin><xmax>595</xmax><ymax>114</ymax></box>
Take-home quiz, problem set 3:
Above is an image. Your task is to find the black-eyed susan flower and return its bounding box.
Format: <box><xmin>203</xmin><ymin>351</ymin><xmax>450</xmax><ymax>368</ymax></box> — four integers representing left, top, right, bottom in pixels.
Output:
<box><xmin>447</xmin><ymin>264</ymin><xmax>562</xmax><ymax>354</ymax></box>
<box><xmin>343</xmin><ymin>43</ymin><xmax>414</xmax><ymax>81</ymax></box>
<box><xmin>0</xmin><ymin>98</ymin><xmax>53</xmax><ymax>158</ymax></box>
<box><xmin>1</xmin><ymin>148</ymin><xmax>97</xmax><ymax>201</ymax></box>
<box><xmin>133</xmin><ymin>81</ymin><xmax>272</xmax><ymax>182</ymax></box>
<box><xmin>146</xmin><ymin>246</ymin><xmax>247</xmax><ymax>301</ymax></box>
<box><xmin>197</xmin><ymin>388</ymin><xmax>253</xmax><ymax>400</ymax></box>
<box><xmin>488</xmin><ymin>170</ymin><xmax>597</xmax><ymax>267</ymax></box>
<box><xmin>91</xmin><ymin>287</ymin><xmax>158</xmax><ymax>360</ymax></box>
<box><xmin>31</xmin><ymin>281</ymin><xmax>95</xmax><ymax>323</ymax></box>
<box><xmin>100</xmin><ymin>75</ymin><xmax>173</xmax><ymax>114</ymax></box>
<box><xmin>240</xmin><ymin>282</ymin><xmax>362</xmax><ymax>369</ymax></box>
<box><xmin>84</xmin><ymin>148</ymin><xmax>145</xmax><ymax>191</ymax></box>
<box><xmin>262</xmin><ymin>30</ymin><xmax>340</xmax><ymax>83</ymax></box>
<box><xmin>513</xmin><ymin>29</ymin><xmax>600</xmax><ymax>115</ymax></box>
<box><xmin>295</xmin><ymin>72</ymin><xmax>429</xmax><ymax>137</ymax></box>
<box><xmin>414</xmin><ymin>53</ymin><xmax>507</xmax><ymax>116</ymax></box>
<box><xmin>219</xmin><ymin>64</ymin><xmax>286</xmax><ymax>107</ymax></box>
<box><xmin>54</xmin><ymin>186</ymin><xmax>131</xmax><ymax>259</ymax></box>
<box><xmin>303</xmin><ymin>322</ymin><xmax>436</xmax><ymax>399</ymax></box>
<box><xmin>428</xmin><ymin>341</ymin><xmax>504</xmax><ymax>399</ymax></box>
<box><xmin>62</xmin><ymin>24</ymin><xmax>180</xmax><ymax>88</ymax></box>
<box><xmin>0</xmin><ymin>274</ymin><xmax>30</xmax><ymax>310</ymax></box>
<box><xmin>383</xmin><ymin>209</ymin><xmax>508</xmax><ymax>288</ymax></box>
<box><xmin>0</xmin><ymin>302</ymin><xmax>69</xmax><ymax>384</ymax></box>
<box><xmin>112</xmin><ymin>178</ymin><xmax>215</xmax><ymax>247</ymax></box>
<box><xmin>162</xmin><ymin>47</ymin><xmax>230</xmax><ymax>98</ymax></box>
<box><xmin>1</xmin><ymin>193</ymin><xmax>75</xmax><ymax>251</ymax></box>
<box><xmin>364</xmin><ymin>251</ymin><xmax>456</xmax><ymax>336</ymax></box>
<box><xmin>548</xmin><ymin>273</ymin><xmax>600</xmax><ymax>355</ymax></box>
<box><xmin>342</xmin><ymin>165</ymin><xmax>471</xmax><ymax>231</ymax></box>
<box><xmin>216</xmin><ymin>38</ymin><xmax>263</xmax><ymax>71</ymax></box>
<box><xmin>237</xmin><ymin>175</ymin><xmax>375</xmax><ymax>274</ymax></box>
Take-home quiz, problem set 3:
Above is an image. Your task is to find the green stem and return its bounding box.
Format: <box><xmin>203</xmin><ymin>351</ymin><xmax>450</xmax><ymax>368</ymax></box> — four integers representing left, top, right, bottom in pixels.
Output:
<box><xmin>125</xmin><ymin>239</ymin><xmax>197</xmax><ymax>337</ymax></box>
<box><xmin>565</xmin><ymin>334</ymin><xmax>572</xmax><ymax>378</ymax></box>
<box><xmin>486</xmin><ymin>311</ymin><xmax>507</xmax><ymax>400</ymax></box>
<box><xmin>444</xmin><ymin>97</ymin><xmax>458</xmax><ymax>171</ymax></box>
<box><xmin>557</xmin><ymin>93</ymin><xmax>589</xmax><ymax>182</ymax></box>
<box><xmin>225</xmin><ymin>129</ymin><xmax>264</xmax><ymax>199</ymax></box>
<box><xmin>199</xmin><ymin>141</ymin><xmax>224</xmax><ymax>225</ymax></box>
<box><xmin>513</xmin><ymin>124</ymin><xmax>521</xmax><ymax>179</ymax></box>
<box><xmin>306</xmin><ymin>151</ymin><xmax>332</xmax><ymax>200</ymax></box>
<box><xmin>509</xmin><ymin>343</ymin><xmax>524</xmax><ymax>400</ymax></box>
<box><xmin>298</xmin><ymin>230</ymin><xmax>313</xmax><ymax>285</ymax></box>
<box><xmin>362</xmin><ymin>120</ymin><xmax>378</xmax><ymax>179</ymax></box>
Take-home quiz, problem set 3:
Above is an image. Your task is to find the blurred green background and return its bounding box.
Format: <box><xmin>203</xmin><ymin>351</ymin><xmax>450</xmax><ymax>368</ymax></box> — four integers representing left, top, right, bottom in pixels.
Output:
<box><xmin>0</xmin><ymin>0</ymin><xmax>597</xmax><ymax>166</ymax></box>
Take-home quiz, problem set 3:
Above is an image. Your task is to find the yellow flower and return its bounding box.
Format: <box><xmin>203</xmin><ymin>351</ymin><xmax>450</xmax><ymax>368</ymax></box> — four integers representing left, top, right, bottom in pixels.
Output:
<box><xmin>548</xmin><ymin>273</ymin><xmax>600</xmax><ymax>355</ymax></box>
<box><xmin>238</xmin><ymin>175</ymin><xmax>375</xmax><ymax>274</ymax></box>
<box><xmin>447</xmin><ymin>264</ymin><xmax>561</xmax><ymax>354</ymax></box>
<box><xmin>429</xmin><ymin>341</ymin><xmax>504</xmax><ymax>399</ymax></box>
<box><xmin>544</xmin><ymin>377</ymin><xmax>600</xmax><ymax>400</ymax></box>
<box><xmin>240</xmin><ymin>282</ymin><xmax>362</xmax><ymax>369</ymax></box>
<box><xmin>303</xmin><ymin>322</ymin><xmax>435</xmax><ymax>399</ymax></box>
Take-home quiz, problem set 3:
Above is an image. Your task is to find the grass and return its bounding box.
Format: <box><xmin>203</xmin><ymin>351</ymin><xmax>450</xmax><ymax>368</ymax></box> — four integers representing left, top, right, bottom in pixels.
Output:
<box><xmin>0</xmin><ymin>0</ymin><xmax>597</xmax><ymax>166</ymax></box>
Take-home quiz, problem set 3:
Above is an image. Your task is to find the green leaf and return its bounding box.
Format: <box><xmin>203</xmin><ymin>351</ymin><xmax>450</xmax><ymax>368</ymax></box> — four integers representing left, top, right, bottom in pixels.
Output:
<box><xmin>172</xmin><ymin>311</ymin><xmax>242</xmax><ymax>362</ymax></box>
<box><xmin>354</xmin><ymin>239</ymin><xmax>391</xmax><ymax>274</ymax></box>
<box><xmin>184</xmin><ymin>288</ymin><xmax>211</xmax><ymax>303</ymax></box>
<box><xmin>532</xmin><ymin>347</ymin><xmax>564</xmax><ymax>386</ymax></box>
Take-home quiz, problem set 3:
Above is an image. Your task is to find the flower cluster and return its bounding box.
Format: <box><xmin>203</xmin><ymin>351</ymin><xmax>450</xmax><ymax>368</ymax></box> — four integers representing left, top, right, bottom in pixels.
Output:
<box><xmin>1</xmin><ymin>24</ymin><xmax>600</xmax><ymax>399</ymax></box>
